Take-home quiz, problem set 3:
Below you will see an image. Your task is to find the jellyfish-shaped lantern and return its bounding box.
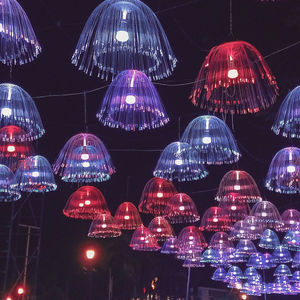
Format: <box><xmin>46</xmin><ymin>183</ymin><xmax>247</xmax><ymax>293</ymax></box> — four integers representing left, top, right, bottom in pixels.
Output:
<box><xmin>0</xmin><ymin>164</ymin><xmax>20</xmax><ymax>201</ymax></box>
<box><xmin>161</xmin><ymin>237</ymin><xmax>179</xmax><ymax>254</ymax></box>
<box><xmin>209</xmin><ymin>232</ymin><xmax>234</xmax><ymax>251</ymax></box>
<box><xmin>212</xmin><ymin>267</ymin><xmax>227</xmax><ymax>282</ymax></box>
<box><xmin>247</xmin><ymin>253</ymin><xmax>267</xmax><ymax>269</ymax></box>
<box><xmin>273</xmin><ymin>246</ymin><xmax>292</xmax><ymax>264</ymax></box>
<box><xmin>15</xmin><ymin>155</ymin><xmax>57</xmax><ymax>193</ymax></box>
<box><xmin>114</xmin><ymin>202</ymin><xmax>142</xmax><ymax>230</ymax></box>
<box><xmin>148</xmin><ymin>216</ymin><xmax>174</xmax><ymax>242</ymax></box>
<box><xmin>274</xmin><ymin>265</ymin><xmax>292</xmax><ymax>277</ymax></box>
<box><xmin>293</xmin><ymin>252</ymin><xmax>300</xmax><ymax>269</ymax></box>
<box><xmin>88</xmin><ymin>213</ymin><xmax>121</xmax><ymax>238</ymax></box>
<box><xmin>129</xmin><ymin>225</ymin><xmax>160</xmax><ymax>251</ymax></box>
<box><xmin>282</xmin><ymin>230</ymin><xmax>300</xmax><ymax>251</ymax></box>
<box><xmin>219</xmin><ymin>197</ymin><xmax>250</xmax><ymax>223</ymax></box>
<box><xmin>259</xmin><ymin>229</ymin><xmax>280</xmax><ymax>250</ymax></box>
<box><xmin>280</xmin><ymin>209</ymin><xmax>300</xmax><ymax>232</ymax></box>
<box><xmin>291</xmin><ymin>271</ymin><xmax>300</xmax><ymax>283</ymax></box>
<box><xmin>200</xmin><ymin>207</ymin><xmax>232</xmax><ymax>232</ymax></box>
<box><xmin>235</xmin><ymin>239</ymin><xmax>257</xmax><ymax>256</ymax></box>
<box><xmin>97</xmin><ymin>70</ymin><xmax>169</xmax><ymax>131</ymax></box>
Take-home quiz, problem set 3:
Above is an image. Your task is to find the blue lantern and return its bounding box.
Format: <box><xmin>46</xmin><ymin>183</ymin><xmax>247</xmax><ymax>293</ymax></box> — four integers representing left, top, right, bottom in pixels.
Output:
<box><xmin>259</xmin><ymin>229</ymin><xmax>280</xmax><ymax>250</ymax></box>
<box><xmin>0</xmin><ymin>164</ymin><xmax>20</xmax><ymax>201</ymax></box>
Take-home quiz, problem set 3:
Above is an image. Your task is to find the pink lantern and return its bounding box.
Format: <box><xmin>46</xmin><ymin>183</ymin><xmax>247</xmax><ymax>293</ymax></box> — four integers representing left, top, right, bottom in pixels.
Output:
<box><xmin>88</xmin><ymin>213</ymin><xmax>121</xmax><ymax>238</ymax></box>
<box><xmin>114</xmin><ymin>202</ymin><xmax>143</xmax><ymax>230</ymax></box>
<box><xmin>148</xmin><ymin>216</ymin><xmax>175</xmax><ymax>242</ymax></box>
<box><xmin>209</xmin><ymin>232</ymin><xmax>234</xmax><ymax>250</ymax></box>
<box><xmin>130</xmin><ymin>225</ymin><xmax>160</xmax><ymax>251</ymax></box>
<box><xmin>200</xmin><ymin>207</ymin><xmax>232</xmax><ymax>232</ymax></box>
<box><xmin>279</xmin><ymin>209</ymin><xmax>300</xmax><ymax>232</ymax></box>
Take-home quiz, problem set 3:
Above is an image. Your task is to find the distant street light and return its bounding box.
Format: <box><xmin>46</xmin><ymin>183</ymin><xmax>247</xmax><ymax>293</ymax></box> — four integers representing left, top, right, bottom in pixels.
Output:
<box><xmin>86</xmin><ymin>249</ymin><xmax>96</xmax><ymax>260</ymax></box>
<box><xmin>241</xmin><ymin>294</ymin><xmax>247</xmax><ymax>300</ymax></box>
<box><xmin>17</xmin><ymin>287</ymin><xmax>25</xmax><ymax>295</ymax></box>
<box><xmin>6</xmin><ymin>297</ymin><xmax>12</xmax><ymax>300</ymax></box>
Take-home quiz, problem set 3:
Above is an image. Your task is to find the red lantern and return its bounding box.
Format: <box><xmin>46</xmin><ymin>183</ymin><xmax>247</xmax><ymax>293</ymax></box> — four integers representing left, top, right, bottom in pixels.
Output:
<box><xmin>88</xmin><ymin>213</ymin><xmax>121</xmax><ymax>238</ymax></box>
<box><xmin>191</xmin><ymin>41</ymin><xmax>278</xmax><ymax>114</ymax></box>
<box><xmin>138</xmin><ymin>177</ymin><xmax>177</xmax><ymax>215</ymax></box>
<box><xmin>114</xmin><ymin>202</ymin><xmax>143</xmax><ymax>230</ymax></box>
<box><xmin>63</xmin><ymin>186</ymin><xmax>109</xmax><ymax>219</ymax></box>
<box><xmin>148</xmin><ymin>216</ymin><xmax>175</xmax><ymax>242</ymax></box>
<box><xmin>200</xmin><ymin>207</ymin><xmax>232</xmax><ymax>232</ymax></box>
<box><xmin>130</xmin><ymin>225</ymin><xmax>160</xmax><ymax>251</ymax></box>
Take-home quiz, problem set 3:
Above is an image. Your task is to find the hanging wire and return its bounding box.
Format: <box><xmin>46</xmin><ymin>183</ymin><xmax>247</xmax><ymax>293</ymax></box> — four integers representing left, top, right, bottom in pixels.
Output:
<box><xmin>83</xmin><ymin>91</ymin><xmax>88</xmax><ymax>132</ymax></box>
<box><xmin>229</xmin><ymin>0</ymin><xmax>233</xmax><ymax>36</ymax></box>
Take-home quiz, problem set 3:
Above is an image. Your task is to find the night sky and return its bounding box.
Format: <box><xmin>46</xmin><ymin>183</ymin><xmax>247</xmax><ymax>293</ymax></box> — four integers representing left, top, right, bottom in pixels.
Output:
<box><xmin>1</xmin><ymin>0</ymin><xmax>300</xmax><ymax>299</ymax></box>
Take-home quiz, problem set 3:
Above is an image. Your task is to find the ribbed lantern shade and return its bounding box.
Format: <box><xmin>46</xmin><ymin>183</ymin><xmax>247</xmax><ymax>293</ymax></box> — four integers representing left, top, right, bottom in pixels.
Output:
<box><xmin>161</xmin><ymin>237</ymin><xmax>179</xmax><ymax>254</ymax></box>
<box><xmin>225</xmin><ymin>266</ymin><xmax>244</xmax><ymax>281</ymax></box>
<box><xmin>166</xmin><ymin>193</ymin><xmax>200</xmax><ymax>224</ymax></box>
<box><xmin>282</xmin><ymin>230</ymin><xmax>300</xmax><ymax>251</ymax></box>
<box><xmin>247</xmin><ymin>253</ymin><xmax>267</xmax><ymax>269</ymax></box>
<box><xmin>272</xmin><ymin>86</ymin><xmax>300</xmax><ymax>139</ymax></box>
<box><xmin>200</xmin><ymin>249</ymin><xmax>218</xmax><ymax>264</ymax></box>
<box><xmin>263</xmin><ymin>253</ymin><xmax>277</xmax><ymax>269</ymax></box>
<box><xmin>210</xmin><ymin>248</ymin><xmax>234</xmax><ymax>268</ymax></box>
<box><xmin>273</xmin><ymin>246</ymin><xmax>292</xmax><ymax>264</ymax></box>
<box><xmin>148</xmin><ymin>216</ymin><xmax>174</xmax><ymax>242</ymax></box>
<box><xmin>215</xmin><ymin>170</ymin><xmax>262</xmax><ymax>203</ymax></box>
<box><xmin>279</xmin><ymin>209</ymin><xmax>300</xmax><ymax>232</ymax></box>
<box><xmin>72</xmin><ymin>0</ymin><xmax>176</xmax><ymax>80</ymax></box>
<box><xmin>53</xmin><ymin>133</ymin><xmax>115</xmax><ymax>183</ymax></box>
<box><xmin>181</xmin><ymin>115</ymin><xmax>241</xmax><ymax>165</ymax></box>
<box><xmin>235</xmin><ymin>239</ymin><xmax>257</xmax><ymax>256</ymax></box>
<box><xmin>183</xmin><ymin>253</ymin><xmax>204</xmax><ymax>268</ymax></box>
<box><xmin>265</xmin><ymin>147</ymin><xmax>300</xmax><ymax>194</ymax></box>
<box><xmin>97</xmin><ymin>70</ymin><xmax>169</xmax><ymax>131</ymax></box>
<box><xmin>190</xmin><ymin>41</ymin><xmax>278</xmax><ymax>114</ymax></box>
<box><xmin>200</xmin><ymin>207</ymin><xmax>232</xmax><ymax>232</ymax></box>
<box><xmin>15</xmin><ymin>155</ymin><xmax>57</xmax><ymax>193</ymax></box>
<box><xmin>129</xmin><ymin>225</ymin><xmax>160</xmax><ymax>251</ymax></box>
<box><xmin>250</xmin><ymin>201</ymin><xmax>283</xmax><ymax>230</ymax></box>
<box><xmin>291</xmin><ymin>271</ymin><xmax>300</xmax><ymax>283</ymax></box>
<box><xmin>153</xmin><ymin>142</ymin><xmax>208</xmax><ymax>182</ymax></box>
<box><xmin>259</xmin><ymin>229</ymin><xmax>280</xmax><ymax>250</ymax></box>
<box><xmin>88</xmin><ymin>213</ymin><xmax>121</xmax><ymax>238</ymax></box>
<box><xmin>0</xmin><ymin>125</ymin><xmax>34</xmax><ymax>171</ymax></box>
<box><xmin>227</xmin><ymin>249</ymin><xmax>247</xmax><ymax>264</ymax></box>
<box><xmin>114</xmin><ymin>202</ymin><xmax>142</xmax><ymax>230</ymax></box>
<box><xmin>293</xmin><ymin>252</ymin><xmax>300</xmax><ymax>269</ymax></box>
<box><xmin>212</xmin><ymin>267</ymin><xmax>227</xmax><ymax>282</ymax></box>
<box><xmin>244</xmin><ymin>267</ymin><xmax>259</xmax><ymax>279</ymax></box>
<box><xmin>274</xmin><ymin>265</ymin><xmax>292</xmax><ymax>277</ymax></box>
<box><xmin>209</xmin><ymin>232</ymin><xmax>234</xmax><ymax>250</ymax></box>
<box><xmin>138</xmin><ymin>177</ymin><xmax>177</xmax><ymax>215</ymax></box>
<box><xmin>0</xmin><ymin>164</ymin><xmax>20</xmax><ymax>201</ymax></box>
<box><xmin>0</xmin><ymin>0</ymin><xmax>41</xmax><ymax>65</ymax></box>
<box><xmin>63</xmin><ymin>186</ymin><xmax>109</xmax><ymax>220</ymax></box>
<box><xmin>0</xmin><ymin>83</ymin><xmax>44</xmax><ymax>141</ymax></box>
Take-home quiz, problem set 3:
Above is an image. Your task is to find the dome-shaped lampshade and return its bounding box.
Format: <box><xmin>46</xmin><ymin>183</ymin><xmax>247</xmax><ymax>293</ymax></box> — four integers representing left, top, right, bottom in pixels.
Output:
<box><xmin>181</xmin><ymin>115</ymin><xmax>240</xmax><ymax>165</ymax></box>
<box><xmin>212</xmin><ymin>267</ymin><xmax>227</xmax><ymax>282</ymax></box>
<box><xmin>161</xmin><ymin>237</ymin><xmax>179</xmax><ymax>254</ymax></box>
<box><xmin>72</xmin><ymin>0</ymin><xmax>176</xmax><ymax>80</ymax></box>
<box><xmin>293</xmin><ymin>252</ymin><xmax>300</xmax><ymax>269</ymax></box>
<box><xmin>183</xmin><ymin>253</ymin><xmax>204</xmax><ymax>268</ymax></box>
<box><xmin>259</xmin><ymin>229</ymin><xmax>280</xmax><ymax>250</ymax></box>
<box><xmin>282</xmin><ymin>230</ymin><xmax>300</xmax><ymax>251</ymax></box>
<box><xmin>265</xmin><ymin>147</ymin><xmax>300</xmax><ymax>194</ymax></box>
<box><xmin>200</xmin><ymin>207</ymin><xmax>232</xmax><ymax>232</ymax></box>
<box><xmin>215</xmin><ymin>170</ymin><xmax>262</xmax><ymax>203</ymax></box>
<box><xmin>279</xmin><ymin>209</ymin><xmax>300</xmax><ymax>232</ymax></box>
<box><xmin>153</xmin><ymin>142</ymin><xmax>208</xmax><ymax>182</ymax></box>
<box><xmin>219</xmin><ymin>197</ymin><xmax>250</xmax><ymax>223</ymax></box>
<box><xmin>53</xmin><ymin>133</ymin><xmax>115</xmax><ymax>183</ymax></box>
<box><xmin>244</xmin><ymin>267</ymin><xmax>259</xmax><ymax>280</ymax></box>
<box><xmin>138</xmin><ymin>177</ymin><xmax>177</xmax><ymax>215</ymax></box>
<box><xmin>0</xmin><ymin>126</ymin><xmax>34</xmax><ymax>171</ymax></box>
<box><xmin>63</xmin><ymin>186</ymin><xmax>109</xmax><ymax>220</ymax></box>
<box><xmin>247</xmin><ymin>253</ymin><xmax>267</xmax><ymax>269</ymax></box>
<box><xmin>0</xmin><ymin>164</ymin><xmax>20</xmax><ymax>201</ymax></box>
<box><xmin>235</xmin><ymin>239</ymin><xmax>257</xmax><ymax>256</ymax></box>
<box><xmin>15</xmin><ymin>155</ymin><xmax>57</xmax><ymax>193</ymax></box>
<box><xmin>227</xmin><ymin>249</ymin><xmax>248</xmax><ymax>264</ymax></box>
<box><xmin>0</xmin><ymin>0</ymin><xmax>41</xmax><ymax>65</ymax></box>
<box><xmin>225</xmin><ymin>266</ymin><xmax>244</xmax><ymax>282</ymax></box>
<box><xmin>250</xmin><ymin>201</ymin><xmax>282</xmax><ymax>230</ymax></box>
<box><xmin>177</xmin><ymin>226</ymin><xmax>207</xmax><ymax>253</ymax></box>
<box><xmin>272</xmin><ymin>276</ymin><xmax>294</xmax><ymax>295</ymax></box>
<box><xmin>200</xmin><ymin>249</ymin><xmax>218</xmax><ymax>264</ymax></box>
<box><xmin>263</xmin><ymin>253</ymin><xmax>277</xmax><ymax>269</ymax></box>
<box><xmin>0</xmin><ymin>84</ymin><xmax>44</xmax><ymax>141</ymax></box>
<box><xmin>114</xmin><ymin>202</ymin><xmax>142</xmax><ymax>230</ymax></box>
<box><xmin>291</xmin><ymin>271</ymin><xmax>300</xmax><ymax>283</ymax></box>
<box><xmin>166</xmin><ymin>193</ymin><xmax>200</xmax><ymax>224</ymax></box>
<box><xmin>148</xmin><ymin>216</ymin><xmax>174</xmax><ymax>242</ymax></box>
<box><xmin>97</xmin><ymin>70</ymin><xmax>169</xmax><ymax>131</ymax></box>
<box><xmin>273</xmin><ymin>246</ymin><xmax>292</xmax><ymax>264</ymax></box>
<box><xmin>210</xmin><ymin>248</ymin><xmax>234</xmax><ymax>268</ymax></box>
<box><xmin>190</xmin><ymin>41</ymin><xmax>278</xmax><ymax>114</ymax></box>
<box><xmin>129</xmin><ymin>225</ymin><xmax>160</xmax><ymax>251</ymax></box>
<box><xmin>88</xmin><ymin>213</ymin><xmax>121</xmax><ymax>238</ymax></box>
<box><xmin>274</xmin><ymin>265</ymin><xmax>292</xmax><ymax>277</ymax></box>
<box><xmin>272</xmin><ymin>86</ymin><xmax>300</xmax><ymax>139</ymax></box>
<box><xmin>209</xmin><ymin>232</ymin><xmax>234</xmax><ymax>250</ymax></box>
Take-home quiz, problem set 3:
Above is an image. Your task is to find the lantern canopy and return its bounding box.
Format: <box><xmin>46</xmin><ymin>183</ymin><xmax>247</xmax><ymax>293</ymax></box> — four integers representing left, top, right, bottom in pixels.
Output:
<box><xmin>273</xmin><ymin>246</ymin><xmax>292</xmax><ymax>264</ymax></box>
<box><xmin>72</xmin><ymin>0</ymin><xmax>177</xmax><ymax>80</ymax></box>
<box><xmin>129</xmin><ymin>225</ymin><xmax>160</xmax><ymax>251</ymax></box>
<box><xmin>279</xmin><ymin>209</ymin><xmax>300</xmax><ymax>232</ymax></box>
<box><xmin>114</xmin><ymin>202</ymin><xmax>143</xmax><ymax>230</ymax></box>
<box><xmin>161</xmin><ymin>237</ymin><xmax>179</xmax><ymax>254</ymax></box>
<box><xmin>0</xmin><ymin>0</ymin><xmax>41</xmax><ymax>65</ymax></box>
<box><xmin>153</xmin><ymin>142</ymin><xmax>208</xmax><ymax>182</ymax></box>
<box><xmin>0</xmin><ymin>164</ymin><xmax>20</xmax><ymax>202</ymax></box>
<box><xmin>190</xmin><ymin>41</ymin><xmax>278</xmax><ymax>114</ymax></box>
<box><xmin>0</xmin><ymin>83</ymin><xmax>44</xmax><ymax>141</ymax></box>
<box><xmin>148</xmin><ymin>216</ymin><xmax>175</xmax><ymax>242</ymax></box>
<box><xmin>181</xmin><ymin>115</ymin><xmax>241</xmax><ymax>165</ymax></box>
<box><xmin>177</xmin><ymin>226</ymin><xmax>207</xmax><ymax>253</ymax></box>
<box><xmin>88</xmin><ymin>213</ymin><xmax>121</xmax><ymax>238</ymax></box>
<box><xmin>200</xmin><ymin>207</ymin><xmax>232</xmax><ymax>232</ymax></box>
<box><xmin>15</xmin><ymin>155</ymin><xmax>57</xmax><ymax>193</ymax></box>
<box><xmin>259</xmin><ymin>229</ymin><xmax>280</xmax><ymax>250</ymax></box>
<box><xmin>63</xmin><ymin>186</ymin><xmax>109</xmax><ymax>220</ymax></box>
<box><xmin>212</xmin><ymin>267</ymin><xmax>227</xmax><ymax>282</ymax></box>
<box><xmin>53</xmin><ymin>133</ymin><xmax>115</xmax><ymax>183</ymax></box>
<box><xmin>274</xmin><ymin>265</ymin><xmax>292</xmax><ymax>277</ymax></box>
<box><xmin>97</xmin><ymin>70</ymin><xmax>169</xmax><ymax>131</ymax></box>
<box><xmin>265</xmin><ymin>147</ymin><xmax>300</xmax><ymax>194</ymax></box>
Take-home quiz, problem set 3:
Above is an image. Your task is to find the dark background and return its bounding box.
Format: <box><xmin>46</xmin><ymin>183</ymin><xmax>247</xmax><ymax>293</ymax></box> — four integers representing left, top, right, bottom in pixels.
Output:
<box><xmin>1</xmin><ymin>0</ymin><xmax>300</xmax><ymax>299</ymax></box>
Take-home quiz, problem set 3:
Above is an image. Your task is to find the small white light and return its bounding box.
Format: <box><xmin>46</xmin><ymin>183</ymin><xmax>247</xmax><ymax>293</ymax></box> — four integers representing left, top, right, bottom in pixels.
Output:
<box><xmin>213</xmin><ymin>217</ymin><xmax>218</xmax><ymax>223</ymax></box>
<box><xmin>7</xmin><ymin>145</ymin><xmax>15</xmax><ymax>152</ymax></box>
<box><xmin>116</xmin><ymin>30</ymin><xmax>129</xmax><ymax>42</ymax></box>
<box><xmin>102</xmin><ymin>224</ymin><xmax>107</xmax><ymax>228</ymax></box>
<box><xmin>170</xmin><ymin>245</ymin><xmax>174</xmax><ymax>248</ymax></box>
<box><xmin>234</xmin><ymin>185</ymin><xmax>241</xmax><ymax>191</ymax></box>
<box><xmin>157</xmin><ymin>192</ymin><xmax>163</xmax><ymax>198</ymax></box>
<box><xmin>124</xmin><ymin>215</ymin><xmax>130</xmax><ymax>220</ymax></box>
<box><xmin>1</xmin><ymin>107</ymin><xmax>12</xmax><ymax>117</ymax></box>
<box><xmin>202</xmin><ymin>137</ymin><xmax>211</xmax><ymax>144</ymax></box>
<box><xmin>231</xmin><ymin>205</ymin><xmax>237</xmax><ymax>211</ymax></box>
<box><xmin>175</xmin><ymin>159</ymin><xmax>183</xmax><ymax>166</ymax></box>
<box><xmin>82</xmin><ymin>162</ymin><xmax>90</xmax><ymax>168</ymax></box>
<box><xmin>290</xmin><ymin>220</ymin><xmax>295</xmax><ymax>225</ymax></box>
<box><xmin>79</xmin><ymin>203</ymin><xmax>84</xmax><ymax>207</ymax></box>
<box><xmin>250</xmin><ymin>226</ymin><xmax>255</xmax><ymax>231</ymax></box>
<box><xmin>32</xmin><ymin>171</ymin><xmax>39</xmax><ymax>178</ymax></box>
<box><xmin>179</xmin><ymin>206</ymin><xmax>185</xmax><ymax>211</ymax></box>
<box><xmin>157</xmin><ymin>228</ymin><xmax>162</xmax><ymax>233</ymax></box>
<box><xmin>287</xmin><ymin>165</ymin><xmax>296</xmax><ymax>173</ymax></box>
<box><xmin>125</xmin><ymin>95</ymin><xmax>136</xmax><ymax>105</ymax></box>
<box><xmin>81</xmin><ymin>153</ymin><xmax>89</xmax><ymax>160</ymax></box>
<box><xmin>189</xmin><ymin>236</ymin><xmax>194</xmax><ymax>240</ymax></box>
<box><xmin>228</xmin><ymin>69</ymin><xmax>239</xmax><ymax>79</ymax></box>
<box><xmin>85</xmin><ymin>200</ymin><xmax>91</xmax><ymax>205</ymax></box>
<box><xmin>140</xmin><ymin>237</ymin><xmax>145</xmax><ymax>241</ymax></box>
<box><xmin>262</xmin><ymin>212</ymin><xmax>267</xmax><ymax>217</ymax></box>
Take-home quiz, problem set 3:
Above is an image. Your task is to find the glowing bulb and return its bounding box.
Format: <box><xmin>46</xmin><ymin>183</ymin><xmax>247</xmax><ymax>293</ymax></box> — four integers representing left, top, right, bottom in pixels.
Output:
<box><xmin>86</xmin><ymin>249</ymin><xmax>95</xmax><ymax>260</ymax></box>
<box><xmin>287</xmin><ymin>165</ymin><xmax>296</xmax><ymax>173</ymax></box>
<box><xmin>170</xmin><ymin>245</ymin><xmax>174</xmax><ymax>248</ymax></box>
<box><xmin>7</xmin><ymin>145</ymin><xmax>15</xmax><ymax>152</ymax></box>
<box><xmin>231</xmin><ymin>205</ymin><xmax>237</xmax><ymax>211</ymax></box>
<box><xmin>202</xmin><ymin>136</ymin><xmax>211</xmax><ymax>144</ymax></box>
<box><xmin>241</xmin><ymin>294</ymin><xmax>248</xmax><ymax>300</ymax></box>
<box><xmin>79</xmin><ymin>203</ymin><xmax>84</xmax><ymax>207</ymax></box>
<box><xmin>81</xmin><ymin>153</ymin><xmax>89</xmax><ymax>160</ymax></box>
<box><xmin>85</xmin><ymin>200</ymin><xmax>91</xmax><ymax>205</ymax></box>
<box><xmin>125</xmin><ymin>95</ymin><xmax>136</xmax><ymax>104</ymax></box>
<box><xmin>228</xmin><ymin>69</ymin><xmax>238</xmax><ymax>79</ymax></box>
<box><xmin>234</xmin><ymin>185</ymin><xmax>241</xmax><ymax>191</ymax></box>
<box><xmin>250</xmin><ymin>226</ymin><xmax>255</xmax><ymax>231</ymax></box>
<box><xmin>179</xmin><ymin>206</ymin><xmax>185</xmax><ymax>211</ymax></box>
<box><xmin>17</xmin><ymin>288</ymin><xmax>24</xmax><ymax>295</ymax></box>
<box><xmin>292</xmin><ymin>239</ymin><xmax>296</xmax><ymax>244</ymax></box>
<box><xmin>124</xmin><ymin>215</ymin><xmax>130</xmax><ymax>220</ymax></box>
<box><xmin>82</xmin><ymin>162</ymin><xmax>90</xmax><ymax>168</ymax></box>
<box><xmin>290</xmin><ymin>220</ymin><xmax>295</xmax><ymax>225</ymax></box>
<box><xmin>116</xmin><ymin>30</ymin><xmax>129</xmax><ymax>42</ymax></box>
<box><xmin>175</xmin><ymin>159</ymin><xmax>183</xmax><ymax>166</ymax></box>
<box><xmin>102</xmin><ymin>224</ymin><xmax>107</xmax><ymax>228</ymax></box>
<box><xmin>236</xmin><ymin>283</ymin><xmax>242</xmax><ymax>289</ymax></box>
<box><xmin>213</xmin><ymin>217</ymin><xmax>218</xmax><ymax>223</ymax></box>
<box><xmin>1</xmin><ymin>107</ymin><xmax>12</xmax><ymax>117</ymax></box>
<box><xmin>32</xmin><ymin>171</ymin><xmax>39</xmax><ymax>178</ymax></box>
<box><xmin>157</xmin><ymin>192</ymin><xmax>163</xmax><ymax>198</ymax></box>
<box><xmin>140</xmin><ymin>237</ymin><xmax>145</xmax><ymax>241</ymax></box>
<box><xmin>189</xmin><ymin>236</ymin><xmax>194</xmax><ymax>240</ymax></box>
<box><xmin>157</xmin><ymin>228</ymin><xmax>162</xmax><ymax>232</ymax></box>
<box><xmin>262</xmin><ymin>212</ymin><xmax>267</xmax><ymax>217</ymax></box>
